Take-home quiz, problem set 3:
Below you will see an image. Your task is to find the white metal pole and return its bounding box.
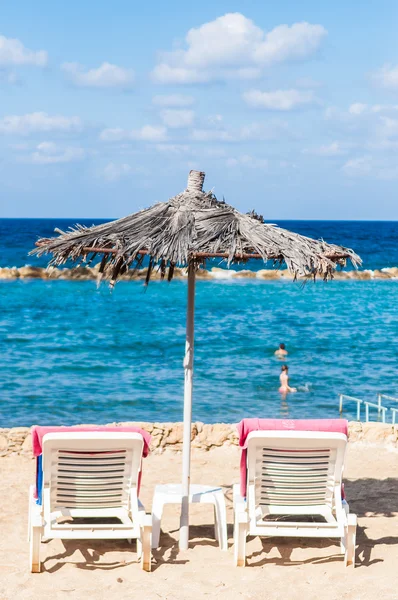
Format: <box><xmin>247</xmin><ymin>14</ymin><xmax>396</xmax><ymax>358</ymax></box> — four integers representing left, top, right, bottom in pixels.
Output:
<box><xmin>179</xmin><ymin>261</ymin><xmax>196</xmax><ymax>550</ymax></box>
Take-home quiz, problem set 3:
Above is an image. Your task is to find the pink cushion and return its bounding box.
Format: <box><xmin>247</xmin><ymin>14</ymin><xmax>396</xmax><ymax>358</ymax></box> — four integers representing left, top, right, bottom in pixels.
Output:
<box><xmin>237</xmin><ymin>418</ymin><xmax>348</xmax><ymax>498</ymax></box>
<box><xmin>32</xmin><ymin>425</ymin><xmax>151</xmax><ymax>457</ymax></box>
<box><xmin>32</xmin><ymin>425</ymin><xmax>151</xmax><ymax>498</ymax></box>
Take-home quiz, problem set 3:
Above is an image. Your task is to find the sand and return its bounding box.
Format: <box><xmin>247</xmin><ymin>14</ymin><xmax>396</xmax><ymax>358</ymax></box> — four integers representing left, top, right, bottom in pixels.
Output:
<box><xmin>1</xmin><ymin>443</ymin><xmax>398</xmax><ymax>600</ymax></box>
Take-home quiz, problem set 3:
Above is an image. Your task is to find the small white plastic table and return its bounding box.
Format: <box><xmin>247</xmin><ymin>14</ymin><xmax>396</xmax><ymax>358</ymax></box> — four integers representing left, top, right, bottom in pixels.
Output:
<box><xmin>151</xmin><ymin>483</ymin><xmax>228</xmax><ymax>550</ymax></box>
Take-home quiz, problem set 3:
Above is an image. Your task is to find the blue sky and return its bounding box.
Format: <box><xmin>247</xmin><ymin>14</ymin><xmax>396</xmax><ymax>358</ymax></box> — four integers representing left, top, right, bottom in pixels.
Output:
<box><xmin>1</xmin><ymin>0</ymin><xmax>398</xmax><ymax>219</ymax></box>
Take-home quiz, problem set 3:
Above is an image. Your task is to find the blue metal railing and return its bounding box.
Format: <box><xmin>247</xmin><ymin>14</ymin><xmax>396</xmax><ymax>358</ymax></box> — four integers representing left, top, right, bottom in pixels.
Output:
<box><xmin>339</xmin><ymin>394</ymin><xmax>363</xmax><ymax>421</ymax></box>
<box><xmin>339</xmin><ymin>393</ymin><xmax>398</xmax><ymax>423</ymax></box>
<box><xmin>364</xmin><ymin>401</ymin><xmax>387</xmax><ymax>423</ymax></box>
<box><xmin>378</xmin><ymin>394</ymin><xmax>398</xmax><ymax>424</ymax></box>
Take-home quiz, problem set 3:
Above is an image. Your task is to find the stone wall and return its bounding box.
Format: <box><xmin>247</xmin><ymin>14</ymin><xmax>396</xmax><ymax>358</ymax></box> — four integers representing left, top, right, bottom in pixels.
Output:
<box><xmin>1</xmin><ymin>421</ymin><xmax>397</xmax><ymax>458</ymax></box>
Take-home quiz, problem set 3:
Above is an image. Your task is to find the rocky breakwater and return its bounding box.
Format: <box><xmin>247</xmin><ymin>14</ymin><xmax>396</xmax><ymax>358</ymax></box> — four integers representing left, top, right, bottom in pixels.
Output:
<box><xmin>1</xmin><ymin>264</ymin><xmax>398</xmax><ymax>281</ymax></box>
<box><xmin>1</xmin><ymin>421</ymin><xmax>398</xmax><ymax>458</ymax></box>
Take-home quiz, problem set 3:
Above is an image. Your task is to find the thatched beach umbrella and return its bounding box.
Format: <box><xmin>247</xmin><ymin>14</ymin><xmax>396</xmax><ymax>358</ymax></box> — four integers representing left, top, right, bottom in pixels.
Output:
<box><xmin>32</xmin><ymin>170</ymin><xmax>361</xmax><ymax>550</ymax></box>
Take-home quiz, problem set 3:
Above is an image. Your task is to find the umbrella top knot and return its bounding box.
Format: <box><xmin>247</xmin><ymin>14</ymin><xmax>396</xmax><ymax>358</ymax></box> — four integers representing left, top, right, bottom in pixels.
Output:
<box><xmin>187</xmin><ymin>170</ymin><xmax>205</xmax><ymax>192</ymax></box>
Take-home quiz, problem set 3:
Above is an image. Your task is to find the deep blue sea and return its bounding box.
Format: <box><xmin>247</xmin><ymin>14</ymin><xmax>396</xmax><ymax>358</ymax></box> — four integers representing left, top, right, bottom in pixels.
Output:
<box><xmin>0</xmin><ymin>219</ymin><xmax>397</xmax><ymax>427</ymax></box>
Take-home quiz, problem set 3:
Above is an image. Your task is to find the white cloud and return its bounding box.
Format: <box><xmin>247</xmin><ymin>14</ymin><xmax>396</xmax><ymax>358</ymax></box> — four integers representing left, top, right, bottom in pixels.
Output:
<box><xmin>100</xmin><ymin>125</ymin><xmax>167</xmax><ymax>142</ymax></box>
<box><xmin>191</xmin><ymin>120</ymin><xmax>289</xmax><ymax>142</ymax></box>
<box><xmin>343</xmin><ymin>155</ymin><xmax>398</xmax><ymax>180</ymax></box>
<box><xmin>295</xmin><ymin>76</ymin><xmax>323</xmax><ymax>89</ymax></box>
<box><xmin>62</xmin><ymin>61</ymin><xmax>134</xmax><ymax>88</ymax></box>
<box><xmin>103</xmin><ymin>162</ymin><xmax>133</xmax><ymax>181</ymax></box>
<box><xmin>243</xmin><ymin>88</ymin><xmax>317</xmax><ymax>110</ymax></box>
<box><xmin>152</xmin><ymin>13</ymin><xmax>327</xmax><ymax>83</ymax></box>
<box><xmin>191</xmin><ymin>129</ymin><xmax>234</xmax><ymax>142</ymax></box>
<box><xmin>378</xmin><ymin>116</ymin><xmax>398</xmax><ymax>139</ymax></box>
<box><xmin>27</xmin><ymin>141</ymin><xmax>85</xmax><ymax>164</ymax></box>
<box><xmin>349</xmin><ymin>103</ymin><xmax>367</xmax><ymax>115</ymax></box>
<box><xmin>303</xmin><ymin>141</ymin><xmax>347</xmax><ymax>156</ymax></box>
<box><xmin>0</xmin><ymin>112</ymin><xmax>82</xmax><ymax>135</ymax></box>
<box><xmin>155</xmin><ymin>143</ymin><xmax>191</xmax><ymax>154</ymax></box>
<box><xmin>0</xmin><ymin>70</ymin><xmax>19</xmax><ymax>84</ymax></box>
<box><xmin>240</xmin><ymin>121</ymin><xmax>290</xmax><ymax>141</ymax></box>
<box><xmin>152</xmin><ymin>94</ymin><xmax>194</xmax><ymax>107</ymax></box>
<box><xmin>0</xmin><ymin>35</ymin><xmax>47</xmax><ymax>67</ymax></box>
<box><xmin>225</xmin><ymin>154</ymin><xmax>268</xmax><ymax>169</ymax></box>
<box><xmin>160</xmin><ymin>109</ymin><xmax>194</xmax><ymax>128</ymax></box>
<box><xmin>373</xmin><ymin>64</ymin><xmax>398</xmax><ymax>90</ymax></box>
<box><xmin>330</xmin><ymin>103</ymin><xmax>398</xmax><ymax>121</ymax></box>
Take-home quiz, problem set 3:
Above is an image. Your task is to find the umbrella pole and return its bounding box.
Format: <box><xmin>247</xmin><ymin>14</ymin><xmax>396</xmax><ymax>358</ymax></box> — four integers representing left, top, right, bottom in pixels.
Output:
<box><xmin>179</xmin><ymin>261</ymin><xmax>196</xmax><ymax>551</ymax></box>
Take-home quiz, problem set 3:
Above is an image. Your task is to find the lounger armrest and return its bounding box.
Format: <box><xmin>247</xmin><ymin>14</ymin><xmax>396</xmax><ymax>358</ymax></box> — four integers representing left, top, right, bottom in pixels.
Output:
<box><xmin>233</xmin><ymin>485</ymin><xmax>248</xmax><ymax>524</ymax></box>
<box><xmin>139</xmin><ymin>512</ymin><xmax>153</xmax><ymax>529</ymax></box>
<box><xmin>30</xmin><ymin>501</ymin><xmax>44</xmax><ymax>528</ymax></box>
<box><xmin>347</xmin><ymin>513</ymin><xmax>357</xmax><ymax>528</ymax></box>
<box><xmin>233</xmin><ymin>483</ymin><xmax>245</xmax><ymax>510</ymax></box>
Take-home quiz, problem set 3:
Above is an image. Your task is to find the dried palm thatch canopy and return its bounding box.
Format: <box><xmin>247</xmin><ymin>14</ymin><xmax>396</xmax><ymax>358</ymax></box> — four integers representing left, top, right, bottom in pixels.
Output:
<box><xmin>32</xmin><ymin>170</ymin><xmax>361</xmax><ymax>283</ymax></box>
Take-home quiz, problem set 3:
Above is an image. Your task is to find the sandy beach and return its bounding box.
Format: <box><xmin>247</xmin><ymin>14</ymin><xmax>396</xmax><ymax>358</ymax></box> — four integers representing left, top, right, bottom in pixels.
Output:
<box><xmin>1</xmin><ymin>441</ymin><xmax>398</xmax><ymax>600</ymax></box>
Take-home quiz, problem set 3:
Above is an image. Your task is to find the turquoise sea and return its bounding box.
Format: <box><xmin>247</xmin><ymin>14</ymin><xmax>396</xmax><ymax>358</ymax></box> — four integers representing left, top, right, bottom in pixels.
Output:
<box><xmin>0</xmin><ymin>219</ymin><xmax>397</xmax><ymax>426</ymax></box>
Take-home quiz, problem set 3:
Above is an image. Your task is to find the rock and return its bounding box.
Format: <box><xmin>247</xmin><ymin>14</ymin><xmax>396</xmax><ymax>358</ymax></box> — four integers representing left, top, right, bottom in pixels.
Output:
<box><xmin>256</xmin><ymin>270</ymin><xmax>280</xmax><ymax>280</ymax></box>
<box><xmin>0</xmin><ymin>435</ymin><xmax>8</xmax><ymax>455</ymax></box>
<box><xmin>58</xmin><ymin>268</ymin><xmax>72</xmax><ymax>279</ymax></box>
<box><xmin>164</xmin><ymin>424</ymin><xmax>184</xmax><ymax>445</ymax></box>
<box><xmin>373</xmin><ymin>270</ymin><xmax>391</xmax><ymax>279</ymax></box>
<box><xmin>150</xmin><ymin>435</ymin><xmax>162</xmax><ymax>449</ymax></box>
<box><xmin>69</xmin><ymin>267</ymin><xmax>96</xmax><ymax>280</ymax></box>
<box><xmin>196</xmin><ymin>424</ymin><xmax>233</xmax><ymax>448</ymax></box>
<box><xmin>46</xmin><ymin>267</ymin><xmax>64</xmax><ymax>279</ymax></box>
<box><xmin>381</xmin><ymin>267</ymin><xmax>398</xmax><ymax>278</ymax></box>
<box><xmin>117</xmin><ymin>421</ymin><xmax>154</xmax><ymax>433</ymax></box>
<box><xmin>21</xmin><ymin>433</ymin><xmax>33</xmax><ymax>455</ymax></box>
<box><xmin>278</xmin><ymin>269</ymin><xmax>294</xmax><ymax>279</ymax></box>
<box><xmin>18</xmin><ymin>266</ymin><xmax>46</xmax><ymax>278</ymax></box>
<box><xmin>234</xmin><ymin>270</ymin><xmax>256</xmax><ymax>278</ymax></box>
<box><xmin>196</xmin><ymin>269</ymin><xmax>211</xmax><ymax>279</ymax></box>
<box><xmin>8</xmin><ymin>427</ymin><xmax>30</xmax><ymax>438</ymax></box>
<box><xmin>348</xmin><ymin>421</ymin><xmax>362</xmax><ymax>442</ymax></box>
<box><xmin>361</xmin><ymin>423</ymin><xmax>394</xmax><ymax>443</ymax></box>
<box><xmin>354</xmin><ymin>270</ymin><xmax>372</xmax><ymax>280</ymax></box>
<box><xmin>0</xmin><ymin>267</ymin><xmax>20</xmax><ymax>279</ymax></box>
<box><xmin>195</xmin><ymin>421</ymin><xmax>204</xmax><ymax>434</ymax></box>
<box><xmin>209</xmin><ymin>267</ymin><xmax>236</xmax><ymax>279</ymax></box>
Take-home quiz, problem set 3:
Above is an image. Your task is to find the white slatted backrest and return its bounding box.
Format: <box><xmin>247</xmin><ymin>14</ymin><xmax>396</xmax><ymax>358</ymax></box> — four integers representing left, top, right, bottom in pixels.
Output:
<box><xmin>246</xmin><ymin>431</ymin><xmax>347</xmax><ymax>510</ymax></box>
<box><xmin>42</xmin><ymin>433</ymin><xmax>144</xmax><ymax>512</ymax></box>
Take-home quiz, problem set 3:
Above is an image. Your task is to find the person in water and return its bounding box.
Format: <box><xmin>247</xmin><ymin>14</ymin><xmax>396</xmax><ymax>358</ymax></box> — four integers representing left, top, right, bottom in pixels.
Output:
<box><xmin>275</xmin><ymin>343</ymin><xmax>288</xmax><ymax>359</ymax></box>
<box><xmin>279</xmin><ymin>364</ymin><xmax>297</xmax><ymax>394</ymax></box>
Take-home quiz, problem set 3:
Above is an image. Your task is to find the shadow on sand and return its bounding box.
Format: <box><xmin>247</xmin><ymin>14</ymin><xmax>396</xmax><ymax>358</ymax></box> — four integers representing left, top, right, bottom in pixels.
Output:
<box><xmin>41</xmin><ymin>477</ymin><xmax>398</xmax><ymax>572</ymax></box>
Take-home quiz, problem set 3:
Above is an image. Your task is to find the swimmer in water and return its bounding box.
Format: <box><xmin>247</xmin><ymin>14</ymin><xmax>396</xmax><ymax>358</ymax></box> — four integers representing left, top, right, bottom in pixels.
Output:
<box><xmin>279</xmin><ymin>364</ymin><xmax>297</xmax><ymax>394</ymax></box>
<box><xmin>275</xmin><ymin>343</ymin><xmax>288</xmax><ymax>359</ymax></box>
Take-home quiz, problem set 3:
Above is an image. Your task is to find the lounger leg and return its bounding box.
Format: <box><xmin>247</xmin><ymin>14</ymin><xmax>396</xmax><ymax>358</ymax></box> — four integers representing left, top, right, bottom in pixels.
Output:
<box><xmin>29</xmin><ymin>486</ymin><xmax>43</xmax><ymax>573</ymax></box>
<box><xmin>140</xmin><ymin>514</ymin><xmax>152</xmax><ymax>572</ymax></box>
<box><xmin>214</xmin><ymin>494</ymin><xmax>228</xmax><ymax>551</ymax></box>
<box><xmin>340</xmin><ymin>535</ymin><xmax>346</xmax><ymax>555</ymax></box>
<box><xmin>151</xmin><ymin>495</ymin><xmax>164</xmax><ymax>549</ymax></box>
<box><xmin>234</xmin><ymin>513</ymin><xmax>248</xmax><ymax>567</ymax></box>
<box><xmin>29</xmin><ymin>524</ymin><xmax>41</xmax><ymax>573</ymax></box>
<box><xmin>213</xmin><ymin>505</ymin><xmax>219</xmax><ymax>543</ymax></box>
<box><xmin>137</xmin><ymin>537</ymin><xmax>142</xmax><ymax>559</ymax></box>
<box><xmin>28</xmin><ymin>486</ymin><xmax>33</xmax><ymax>543</ymax></box>
<box><xmin>344</xmin><ymin>514</ymin><xmax>357</xmax><ymax>568</ymax></box>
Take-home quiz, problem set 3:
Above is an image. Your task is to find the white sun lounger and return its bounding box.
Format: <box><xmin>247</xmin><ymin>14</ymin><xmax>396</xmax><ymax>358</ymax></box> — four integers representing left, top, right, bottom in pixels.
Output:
<box><xmin>233</xmin><ymin>430</ymin><xmax>357</xmax><ymax>567</ymax></box>
<box><xmin>28</xmin><ymin>432</ymin><xmax>152</xmax><ymax>572</ymax></box>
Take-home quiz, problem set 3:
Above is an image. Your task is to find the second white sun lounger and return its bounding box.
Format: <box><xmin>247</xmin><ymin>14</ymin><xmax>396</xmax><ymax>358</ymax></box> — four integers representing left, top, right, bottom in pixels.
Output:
<box><xmin>233</xmin><ymin>430</ymin><xmax>357</xmax><ymax>567</ymax></box>
<box><xmin>28</xmin><ymin>432</ymin><xmax>152</xmax><ymax>572</ymax></box>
